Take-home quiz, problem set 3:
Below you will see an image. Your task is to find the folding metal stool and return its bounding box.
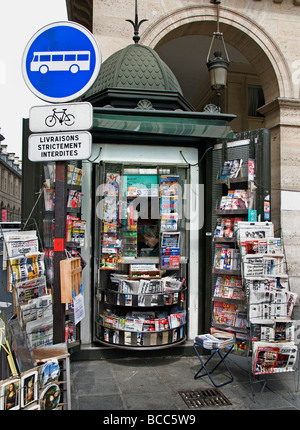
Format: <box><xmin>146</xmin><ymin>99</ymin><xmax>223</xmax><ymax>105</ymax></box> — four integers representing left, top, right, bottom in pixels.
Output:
<box><xmin>193</xmin><ymin>337</ymin><xmax>234</xmax><ymax>388</ymax></box>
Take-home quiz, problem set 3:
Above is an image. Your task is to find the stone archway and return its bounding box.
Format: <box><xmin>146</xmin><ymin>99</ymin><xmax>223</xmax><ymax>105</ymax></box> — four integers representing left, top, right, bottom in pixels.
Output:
<box><xmin>141</xmin><ymin>4</ymin><xmax>294</xmax><ymax>103</ymax></box>
<box><xmin>140</xmin><ymin>4</ymin><xmax>300</xmax><ymax>299</ymax></box>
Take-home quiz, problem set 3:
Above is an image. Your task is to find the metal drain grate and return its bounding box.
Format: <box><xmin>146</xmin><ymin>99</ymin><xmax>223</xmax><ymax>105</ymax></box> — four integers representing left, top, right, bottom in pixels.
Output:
<box><xmin>178</xmin><ymin>388</ymin><xmax>232</xmax><ymax>408</ymax></box>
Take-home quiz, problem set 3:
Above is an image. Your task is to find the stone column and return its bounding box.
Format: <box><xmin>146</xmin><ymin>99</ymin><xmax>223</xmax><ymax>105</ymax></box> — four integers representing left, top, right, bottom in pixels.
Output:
<box><xmin>259</xmin><ymin>98</ymin><xmax>300</xmax><ymax>299</ymax></box>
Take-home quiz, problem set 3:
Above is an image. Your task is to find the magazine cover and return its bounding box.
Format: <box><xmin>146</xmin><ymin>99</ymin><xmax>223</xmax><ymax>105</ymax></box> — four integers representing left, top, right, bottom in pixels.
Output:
<box><xmin>159</xmin><ymin>175</ymin><xmax>179</xmax><ymax>197</ymax></box>
<box><xmin>105</xmin><ymin>173</ymin><xmax>120</xmax><ymax>196</ymax></box>
<box><xmin>219</xmin><ymin>159</ymin><xmax>243</xmax><ymax>179</ymax></box>
<box><xmin>67</xmin><ymin>166</ymin><xmax>85</xmax><ymax>186</ymax></box>
<box><xmin>161</xmin><ymin>232</ymin><xmax>180</xmax><ymax>248</ymax></box>
<box><xmin>43</xmin><ymin>188</ymin><xmax>55</xmax><ymax>211</ymax></box>
<box><xmin>67</xmin><ymin>190</ymin><xmax>84</xmax><ymax>209</ymax></box>
<box><xmin>71</xmin><ymin>220</ymin><xmax>86</xmax><ymax>247</ymax></box>
<box><xmin>66</xmin><ymin>215</ymin><xmax>79</xmax><ymax>242</ymax></box>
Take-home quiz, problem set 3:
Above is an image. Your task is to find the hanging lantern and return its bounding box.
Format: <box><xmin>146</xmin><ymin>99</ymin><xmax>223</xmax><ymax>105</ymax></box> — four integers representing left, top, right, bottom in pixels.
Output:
<box><xmin>206</xmin><ymin>1</ymin><xmax>230</xmax><ymax>98</ymax></box>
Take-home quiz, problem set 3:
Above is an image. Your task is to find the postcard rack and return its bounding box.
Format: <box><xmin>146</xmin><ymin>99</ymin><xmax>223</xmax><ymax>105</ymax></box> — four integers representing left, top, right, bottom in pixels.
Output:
<box><xmin>0</xmin><ymin>313</ymin><xmax>71</xmax><ymax>410</ymax></box>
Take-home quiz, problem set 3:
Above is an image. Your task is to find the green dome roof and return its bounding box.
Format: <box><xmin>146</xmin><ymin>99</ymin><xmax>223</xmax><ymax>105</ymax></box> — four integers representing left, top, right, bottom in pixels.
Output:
<box><xmin>84</xmin><ymin>43</ymin><xmax>183</xmax><ymax>98</ymax></box>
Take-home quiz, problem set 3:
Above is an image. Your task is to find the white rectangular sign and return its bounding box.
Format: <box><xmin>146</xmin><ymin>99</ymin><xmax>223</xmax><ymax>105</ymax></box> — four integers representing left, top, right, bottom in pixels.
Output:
<box><xmin>28</xmin><ymin>131</ymin><xmax>92</xmax><ymax>162</ymax></box>
<box><xmin>29</xmin><ymin>102</ymin><xmax>93</xmax><ymax>132</ymax></box>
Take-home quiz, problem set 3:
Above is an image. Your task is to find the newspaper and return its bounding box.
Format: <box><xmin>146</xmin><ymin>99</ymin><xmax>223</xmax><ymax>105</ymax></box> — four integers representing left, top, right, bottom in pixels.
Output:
<box><xmin>2</xmin><ymin>230</ymin><xmax>38</xmax><ymax>269</ymax></box>
<box><xmin>247</xmin><ymin>279</ymin><xmax>297</xmax><ymax>323</ymax></box>
<box><xmin>9</xmin><ymin>252</ymin><xmax>45</xmax><ymax>288</ymax></box>
<box><xmin>15</xmin><ymin>276</ymin><xmax>47</xmax><ymax>306</ymax></box>
<box><xmin>26</xmin><ymin>316</ymin><xmax>53</xmax><ymax>349</ymax></box>
<box><xmin>243</xmin><ymin>254</ymin><xmax>285</xmax><ymax>278</ymax></box>
<box><xmin>20</xmin><ymin>294</ymin><xmax>53</xmax><ymax>329</ymax></box>
<box><xmin>195</xmin><ymin>331</ymin><xmax>234</xmax><ymax>349</ymax></box>
<box><xmin>252</xmin><ymin>341</ymin><xmax>298</xmax><ymax>375</ymax></box>
<box><xmin>237</xmin><ymin>221</ymin><xmax>274</xmax><ymax>240</ymax></box>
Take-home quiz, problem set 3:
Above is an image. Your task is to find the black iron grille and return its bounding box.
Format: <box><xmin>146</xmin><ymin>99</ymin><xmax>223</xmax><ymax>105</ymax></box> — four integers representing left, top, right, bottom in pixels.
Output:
<box><xmin>178</xmin><ymin>388</ymin><xmax>232</xmax><ymax>408</ymax></box>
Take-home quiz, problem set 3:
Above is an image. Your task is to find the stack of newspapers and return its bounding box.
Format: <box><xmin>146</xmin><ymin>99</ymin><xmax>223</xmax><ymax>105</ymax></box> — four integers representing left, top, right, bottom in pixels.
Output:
<box><xmin>195</xmin><ymin>331</ymin><xmax>234</xmax><ymax>349</ymax></box>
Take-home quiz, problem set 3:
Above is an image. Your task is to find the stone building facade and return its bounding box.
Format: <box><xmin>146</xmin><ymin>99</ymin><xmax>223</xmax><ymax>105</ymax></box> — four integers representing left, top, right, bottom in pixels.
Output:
<box><xmin>0</xmin><ymin>143</ymin><xmax>22</xmax><ymax>222</ymax></box>
<box><xmin>66</xmin><ymin>0</ymin><xmax>300</xmax><ymax>299</ymax></box>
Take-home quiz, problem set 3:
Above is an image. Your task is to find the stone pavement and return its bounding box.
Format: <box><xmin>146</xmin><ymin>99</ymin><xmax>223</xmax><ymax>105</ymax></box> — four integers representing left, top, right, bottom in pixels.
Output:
<box><xmin>69</xmin><ymin>345</ymin><xmax>300</xmax><ymax>411</ymax></box>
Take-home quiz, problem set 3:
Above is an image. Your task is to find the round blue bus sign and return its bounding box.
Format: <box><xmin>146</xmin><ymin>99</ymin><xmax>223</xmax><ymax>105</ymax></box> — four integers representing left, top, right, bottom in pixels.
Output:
<box><xmin>22</xmin><ymin>21</ymin><xmax>101</xmax><ymax>103</ymax></box>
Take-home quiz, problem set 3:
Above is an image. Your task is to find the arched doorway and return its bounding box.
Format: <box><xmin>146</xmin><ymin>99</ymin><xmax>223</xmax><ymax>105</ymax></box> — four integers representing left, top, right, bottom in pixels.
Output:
<box><xmin>140</xmin><ymin>5</ymin><xmax>300</xmax><ymax>298</ymax></box>
<box><xmin>141</xmin><ymin>4</ymin><xmax>292</xmax><ymax>235</ymax></box>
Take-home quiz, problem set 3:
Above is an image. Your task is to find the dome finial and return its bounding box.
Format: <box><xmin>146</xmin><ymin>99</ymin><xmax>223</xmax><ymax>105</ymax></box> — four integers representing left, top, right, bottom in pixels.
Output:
<box><xmin>126</xmin><ymin>0</ymin><xmax>148</xmax><ymax>44</ymax></box>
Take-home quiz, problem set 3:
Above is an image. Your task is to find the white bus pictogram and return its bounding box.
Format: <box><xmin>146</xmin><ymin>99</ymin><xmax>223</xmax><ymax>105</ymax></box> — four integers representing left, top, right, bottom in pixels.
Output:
<box><xmin>30</xmin><ymin>51</ymin><xmax>91</xmax><ymax>74</ymax></box>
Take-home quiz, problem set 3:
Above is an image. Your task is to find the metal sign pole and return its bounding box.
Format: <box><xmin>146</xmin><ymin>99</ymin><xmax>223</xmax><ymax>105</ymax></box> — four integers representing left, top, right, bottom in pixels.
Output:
<box><xmin>53</xmin><ymin>161</ymin><xmax>68</xmax><ymax>344</ymax></box>
<box><xmin>22</xmin><ymin>21</ymin><xmax>101</xmax><ymax>347</ymax></box>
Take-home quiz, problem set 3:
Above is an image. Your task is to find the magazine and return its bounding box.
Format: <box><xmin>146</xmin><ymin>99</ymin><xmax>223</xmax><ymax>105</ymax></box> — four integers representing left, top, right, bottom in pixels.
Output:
<box><xmin>104</xmin><ymin>173</ymin><xmax>120</xmax><ymax>197</ymax></box>
<box><xmin>161</xmin><ymin>232</ymin><xmax>180</xmax><ymax>268</ymax></box>
<box><xmin>161</xmin><ymin>232</ymin><xmax>180</xmax><ymax>247</ymax></box>
<box><xmin>214</xmin><ymin>275</ymin><xmax>244</xmax><ymax>300</ymax></box>
<box><xmin>219</xmin><ymin>190</ymin><xmax>248</xmax><ymax>210</ymax></box>
<box><xmin>212</xmin><ymin>300</ymin><xmax>247</xmax><ymax>327</ymax></box>
<box><xmin>160</xmin><ymin>213</ymin><xmax>178</xmax><ymax>232</ymax></box>
<box><xmin>67</xmin><ymin>190</ymin><xmax>84</xmax><ymax>209</ymax></box>
<box><xmin>67</xmin><ymin>165</ymin><xmax>85</xmax><ymax>186</ymax></box>
<box><xmin>43</xmin><ymin>163</ymin><xmax>56</xmax><ymax>188</ymax></box>
<box><xmin>66</xmin><ymin>215</ymin><xmax>79</xmax><ymax>242</ymax></box>
<box><xmin>159</xmin><ymin>175</ymin><xmax>179</xmax><ymax>197</ymax></box>
<box><xmin>71</xmin><ymin>220</ymin><xmax>86</xmax><ymax>247</ymax></box>
<box><xmin>161</xmin><ymin>246</ymin><xmax>180</xmax><ymax>268</ymax></box>
<box><xmin>213</xmin><ymin>245</ymin><xmax>240</xmax><ymax>271</ymax></box>
<box><xmin>43</xmin><ymin>188</ymin><xmax>55</xmax><ymax>211</ymax></box>
<box><xmin>219</xmin><ymin>159</ymin><xmax>243</xmax><ymax>179</ymax></box>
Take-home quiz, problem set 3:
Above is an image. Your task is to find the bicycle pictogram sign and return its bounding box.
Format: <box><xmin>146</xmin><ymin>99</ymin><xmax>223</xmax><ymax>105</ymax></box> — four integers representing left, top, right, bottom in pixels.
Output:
<box><xmin>45</xmin><ymin>108</ymin><xmax>75</xmax><ymax>127</ymax></box>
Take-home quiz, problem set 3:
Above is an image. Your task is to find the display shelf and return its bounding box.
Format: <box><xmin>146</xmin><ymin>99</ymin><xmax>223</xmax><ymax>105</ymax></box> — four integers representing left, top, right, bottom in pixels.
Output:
<box><xmin>96</xmin><ymin>322</ymin><xmax>186</xmax><ymax>349</ymax></box>
<box><xmin>215</xmin><ymin>176</ymin><xmax>248</xmax><ymax>185</ymax></box>
<box><xmin>98</xmin><ymin>286</ymin><xmax>186</xmax><ymax>307</ymax></box>
<box><xmin>237</xmin><ymin>221</ymin><xmax>299</xmax><ymax>376</ymax></box>
<box><xmin>212</xmin><ymin>268</ymin><xmax>241</xmax><ymax>276</ymax></box>
<box><xmin>215</xmin><ymin>209</ymin><xmax>248</xmax><ymax>216</ymax></box>
<box><xmin>210</xmin><ymin>158</ymin><xmax>256</xmax><ymax>356</ymax></box>
<box><xmin>95</xmin><ymin>167</ymin><xmax>187</xmax><ymax>349</ymax></box>
<box><xmin>212</xmin><ymin>322</ymin><xmax>248</xmax><ymax>334</ymax></box>
<box><xmin>32</xmin><ymin>343</ymin><xmax>71</xmax><ymax>410</ymax></box>
<box><xmin>42</xmin><ymin>162</ymin><xmax>85</xmax><ymax>346</ymax></box>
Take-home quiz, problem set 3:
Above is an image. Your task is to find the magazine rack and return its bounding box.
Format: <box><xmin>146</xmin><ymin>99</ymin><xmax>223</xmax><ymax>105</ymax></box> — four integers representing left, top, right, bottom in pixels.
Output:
<box><xmin>193</xmin><ymin>337</ymin><xmax>234</xmax><ymax>388</ymax></box>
